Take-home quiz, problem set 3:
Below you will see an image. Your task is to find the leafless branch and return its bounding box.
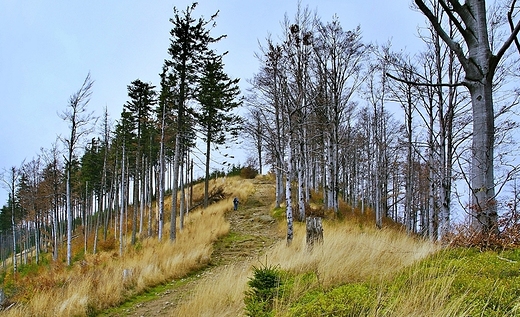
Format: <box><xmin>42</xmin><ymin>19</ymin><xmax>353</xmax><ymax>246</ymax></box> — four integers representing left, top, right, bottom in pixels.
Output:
<box><xmin>414</xmin><ymin>0</ymin><xmax>472</xmax><ymax>71</ymax></box>
<box><xmin>506</xmin><ymin>0</ymin><xmax>520</xmax><ymax>55</ymax></box>
<box><xmin>386</xmin><ymin>72</ymin><xmax>466</xmax><ymax>87</ymax></box>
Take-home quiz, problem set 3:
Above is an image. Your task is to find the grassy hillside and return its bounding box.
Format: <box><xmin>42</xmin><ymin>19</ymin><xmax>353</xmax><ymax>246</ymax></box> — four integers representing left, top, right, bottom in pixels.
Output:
<box><xmin>168</xmin><ymin>220</ymin><xmax>520</xmax><ymax>317</ymax></box>
<box><xmin>0</xmin><ymin>176</ymin><xmax>253</xmax><ymax>317</ymax></box>
<box><xmin>1</xmin><ymin>175</ymin><xmax>519</xmax><ymax>316</ymax></box>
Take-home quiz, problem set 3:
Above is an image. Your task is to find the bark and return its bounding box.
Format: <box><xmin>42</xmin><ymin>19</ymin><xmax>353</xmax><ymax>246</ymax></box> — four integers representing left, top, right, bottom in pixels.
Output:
<box><xmin>204</xmin><ymin>131</ymin><xmax>211</xmax><ymax>208</ymax></box>
<box><xmin>66</xmin><ymin>167</ymin><xmax>72</xmax><ymax>264</ymax></box>
<box><xmin>469</xmin><ymin>80</ymin><xmax>496</xmax><ymax>232</ymax></box>
<box><xmin>119</xmin><ymin>146</ymin><xmax>126</xmax><ymax>256</ymax></box>
<box><xmin>179</xmin><ymin>157</ymin><xmax>185</xmax><ymax>231</ymax></box>
<box><xmin>158</xmin><ymin>101</ymin><xmax>166</xmax><ymax>240</ymax></box>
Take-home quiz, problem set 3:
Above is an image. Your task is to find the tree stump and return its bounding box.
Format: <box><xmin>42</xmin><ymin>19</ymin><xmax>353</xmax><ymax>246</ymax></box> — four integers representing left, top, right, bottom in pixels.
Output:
<box><xmin>306</xmin><ymin>217</ymin><xmax>323</xmax><ymax>249</ymax></box>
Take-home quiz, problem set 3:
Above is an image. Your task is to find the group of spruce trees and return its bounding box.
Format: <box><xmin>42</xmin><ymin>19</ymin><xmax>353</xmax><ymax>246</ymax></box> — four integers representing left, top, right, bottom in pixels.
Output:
<box><xmin>0</xmin><ymin>3</ymin><xmax>241</xmax><ymax>270</ymax></box>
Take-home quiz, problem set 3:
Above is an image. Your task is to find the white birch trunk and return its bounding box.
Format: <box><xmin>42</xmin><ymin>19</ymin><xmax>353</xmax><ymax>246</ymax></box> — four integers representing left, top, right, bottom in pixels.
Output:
<box><xmin>286</xmin><ymin>136</ymin><xmax>294</xmax><ymax>245</ymax></box>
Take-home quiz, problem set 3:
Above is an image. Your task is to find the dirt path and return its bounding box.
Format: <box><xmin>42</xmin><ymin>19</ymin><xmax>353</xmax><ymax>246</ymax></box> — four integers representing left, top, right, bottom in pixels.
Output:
<box><xmin>110</xmin><ymin>177</ymin><xmax>282</xmax><ymax>317</ymax></box>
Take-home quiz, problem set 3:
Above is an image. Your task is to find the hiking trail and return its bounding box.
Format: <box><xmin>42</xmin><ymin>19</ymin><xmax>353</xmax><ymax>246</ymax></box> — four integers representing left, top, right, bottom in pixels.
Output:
<box><xmin>106</xmin><ymin>177</ymin><xmax>282</xmax><ymax>316</ymax></box>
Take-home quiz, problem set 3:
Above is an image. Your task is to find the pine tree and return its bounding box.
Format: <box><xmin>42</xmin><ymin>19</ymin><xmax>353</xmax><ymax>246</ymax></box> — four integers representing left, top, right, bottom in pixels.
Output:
<box><xmin>196</xmin><ymin>53</ymin><xmax>242</xmax><ymax>207</ymax></box>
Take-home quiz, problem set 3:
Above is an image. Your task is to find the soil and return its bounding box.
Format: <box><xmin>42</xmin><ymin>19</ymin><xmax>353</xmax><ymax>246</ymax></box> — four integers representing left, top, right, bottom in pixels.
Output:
<box><xmin>104</xmin><ymin>177</ymin><xmax>283</xmax><ymax>317</ymax></box>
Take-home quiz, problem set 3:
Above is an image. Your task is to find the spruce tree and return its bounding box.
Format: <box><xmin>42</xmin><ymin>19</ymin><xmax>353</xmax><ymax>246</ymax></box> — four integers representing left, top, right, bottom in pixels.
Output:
<box><xmin>124</xmin><ymin>79</ymin><xmax>156</xmax><ymax>245</ymax></box>
<box><xmin>196</xmin><ymin>53</ymin><xmax>242</xmax><ymax>207</ymax></box>
<box><xmin>162</xmin><ymin>2</ymin><xmax>224</xmax><ymax>241</ymax></box>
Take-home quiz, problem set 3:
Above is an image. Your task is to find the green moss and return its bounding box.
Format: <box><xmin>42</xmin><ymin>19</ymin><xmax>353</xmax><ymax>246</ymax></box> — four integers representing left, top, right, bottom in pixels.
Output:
<box><xmin>287</xmin><ymin>283</ymin><xmax>376</xmax><ymax>317</ymax></box>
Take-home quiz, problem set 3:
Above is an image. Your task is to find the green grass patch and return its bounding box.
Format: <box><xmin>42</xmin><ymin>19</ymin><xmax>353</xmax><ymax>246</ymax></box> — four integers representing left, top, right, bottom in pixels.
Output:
<box><xmin>269</xmin><ymin>248</ymin><xmax>520</xmax><ymax>316</ymax></box>
<box><xmin>272</xmin><ymin>207</ymin><xmax>286</xmax><ymax>221</ymax></box>
<box><xmin>215</xmin><ymin>231</ymin><xmax>256</xmax><ymax>248</ymax></box>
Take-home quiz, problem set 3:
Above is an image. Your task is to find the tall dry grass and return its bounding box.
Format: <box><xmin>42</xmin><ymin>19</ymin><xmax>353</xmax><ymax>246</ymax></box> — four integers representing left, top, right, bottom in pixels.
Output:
<box><xmin>2</xmin><ymin>177</ymin><xmax>253</xmax><ymax>317</ymax></box>
<box><xmin>170</xmin><ymin>221</ymin><xmax>439</xmax><ymax>316</ymax></box>
<box><xmin>370</xmin><ymin>264</ymin><xmax>474</xmax><ymax>317</ymax></box>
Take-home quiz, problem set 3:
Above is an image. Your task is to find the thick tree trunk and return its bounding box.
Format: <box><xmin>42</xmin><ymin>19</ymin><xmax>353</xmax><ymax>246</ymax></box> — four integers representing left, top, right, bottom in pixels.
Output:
<box><xmin>470</xmin><ymin>81</ymin><xmax>497</xmax><ymax>234</ymax></box>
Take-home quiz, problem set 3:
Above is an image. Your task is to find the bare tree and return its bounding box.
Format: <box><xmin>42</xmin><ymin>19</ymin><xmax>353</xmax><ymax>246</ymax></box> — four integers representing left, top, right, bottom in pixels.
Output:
<box><xmin>312</xmin><ymin>18</ymin><xmax>369</xmax><ymax>212</ymax></box>
<box><xmin>413</xmin><ymin>0</ymin><xmax>520</xmax><ymax>235</ymax></box>
<box><xmin>59</xmin><ymin>73</ymin><xmax>96</xmax><ymax>266</ymax></box>
<box><xmin>40</xmin><ymin>141</ymin><xmax>64</xmax><ymax>261</ymax></box>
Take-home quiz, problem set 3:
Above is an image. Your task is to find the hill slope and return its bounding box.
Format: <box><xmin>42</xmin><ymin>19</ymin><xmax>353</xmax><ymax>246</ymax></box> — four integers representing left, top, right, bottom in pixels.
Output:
<box><xmin>101</xmin><ymin>176</ymin><xmax>283</xmax><ymax>316</ymax></box>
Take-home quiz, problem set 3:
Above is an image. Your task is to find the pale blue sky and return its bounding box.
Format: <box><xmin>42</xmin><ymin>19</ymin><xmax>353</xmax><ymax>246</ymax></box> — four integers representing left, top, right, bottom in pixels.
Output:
<box><xmin>0</xmin><ymin>0</ymin><xmax>424</xmax><ymax>203</ymax></box>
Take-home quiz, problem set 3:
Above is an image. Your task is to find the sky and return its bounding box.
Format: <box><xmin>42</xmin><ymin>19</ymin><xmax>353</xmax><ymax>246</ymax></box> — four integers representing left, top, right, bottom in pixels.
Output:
<box><xmin>0</xmin><ymin>0</ymin><xmax>426</xmax><ymax>204</ymax></box>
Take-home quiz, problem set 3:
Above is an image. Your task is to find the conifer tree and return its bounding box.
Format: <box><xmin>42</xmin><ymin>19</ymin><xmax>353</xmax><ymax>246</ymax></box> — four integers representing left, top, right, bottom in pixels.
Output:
<box><xmin>196</xmin><ymin>53</ymin><xmax>242</xmax><ymax>207</ymax></box>
<box><xmin>124</xmin><ymin>79</ymin><xmax>156</xmax><ymax>245</ymax></box>
<box><xmin>163</xmin><ymin>2</ymin><xmax>224</xmax><ymax>241</ymax></box>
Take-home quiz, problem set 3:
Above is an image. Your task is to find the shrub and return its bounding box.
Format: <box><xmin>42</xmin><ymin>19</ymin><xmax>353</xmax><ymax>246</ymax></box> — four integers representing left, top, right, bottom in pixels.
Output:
<box><xmin>97</xmin><ymin>237</ymin><xmax>116</xmax><ymax>252</ymax></box>
<box><xmin>240</xmin><ymin>166</ymin><xmax>258</xmax><ymax>179</ymax></box>
<box><xmin>244</xmin><ymin>263</ymin><xmax>283</xmax><ymax>317</ymax></box>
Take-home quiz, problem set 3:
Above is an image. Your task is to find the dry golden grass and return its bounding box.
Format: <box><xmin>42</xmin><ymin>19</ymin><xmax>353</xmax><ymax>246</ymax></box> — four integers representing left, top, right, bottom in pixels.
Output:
<box><xmin>370</xmin><ymin>264</ymin><xmax>473</xmax><ymax>317</ymax></box>
<box><xmin>2</xmin><ymin>176</ymin><xmax>253</xmax><ymax>317</ymax></box>
<box><xmin>271</xmin><ymin>222</ymin><xmax>438</xmax><ymax>286</ymax></box>
<box><xmin>170</xmin><ymin>220</ymin><xmax>439</xmax><ymax>316</ymax></box>
<box><xmin>171</xmin><ymin>262</ymin><xmax>252</xmax><ymax>317</ymax></box>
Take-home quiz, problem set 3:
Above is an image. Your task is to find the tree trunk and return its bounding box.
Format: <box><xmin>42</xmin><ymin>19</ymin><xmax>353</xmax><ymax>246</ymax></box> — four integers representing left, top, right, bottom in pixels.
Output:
<box><xmin>306</xmin><ymin>217</ymin><xmax>323</xmax><ymax>249</ymax></box>
<box><xmin>285</xmin><ymin>136</ymin><xmax>294</xmax><ymax>245</ymax></box>
<box><xmin>470</xmin><ymin>80</ymin><xmax>497</xmax><ymax>234</ymax></box>
<box><xmin>179</xmin><ymin>157</ymin><xmax>185</xmax><ymax>231</ymax></box>
<box><xmin>170</xmin><ymin>132</ymin><xmax>181</xmax><ymax>242</ymax></box>
<box><xmin>204</xmin><ymin>133</ymin><xmax>211</xmax><ymax>208</ymax></box>
<box><xmin>158</xmin><ymin>104</ymin><xmax>166</xmax><ymax>240</ymax></box>
<box><xmin>66</xmin><ymin>167</ymin><xmax>72</xmax><ymax>265</ymax></box>
<box><xmin>119</xmin><ymin>146</ymin><xmax>126</xmax><ymax>256</ymax></box>
<box><xmin>139</xmin><ymin>156</ymin><xmax>146</xmax><ymax>235</ymax></box>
